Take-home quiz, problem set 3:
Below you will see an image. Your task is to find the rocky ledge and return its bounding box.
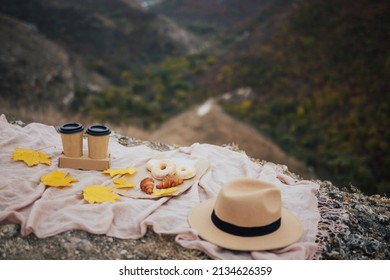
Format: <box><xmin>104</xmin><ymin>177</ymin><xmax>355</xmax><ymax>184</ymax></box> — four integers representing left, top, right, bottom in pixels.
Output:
<box><xmin>0</xmin><ymin>126</ymin><xmax>389</xmax><ymax>260</ymax></box>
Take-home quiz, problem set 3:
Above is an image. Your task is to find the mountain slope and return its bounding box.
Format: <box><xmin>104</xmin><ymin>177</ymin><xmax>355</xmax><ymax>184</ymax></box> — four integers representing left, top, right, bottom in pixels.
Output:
<box><xmin>207</xmin><ymin>0</ymin><xmax>390</xmax><ymax>194</ymax></box>
<box><xmin>0</xmin><ymin>0</ymin><xmax>208</xmax><ymax>116</ymax></box>
<box><xmin>0</xmin><ymin>0</ymin><xmax>207</xmax><ymax>83</ymax></box>
<box><xmin>150</xmin><ymin>99</ymin><xmax>311</xmax><ymax>177</ymax></box>
<box><xmin>0</xmin><ymin>14</ymin><xmax>73</xmax><ymax>107</ymax></box>
<box><xmin>0</xmin><ymin>12</ymin><xmax>111</xmax><ymax>111</ymax></box>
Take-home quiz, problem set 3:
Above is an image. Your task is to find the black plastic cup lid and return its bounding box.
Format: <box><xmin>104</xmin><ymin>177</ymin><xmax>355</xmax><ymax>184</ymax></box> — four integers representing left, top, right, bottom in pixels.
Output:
<box><xmin>86</xmin><ymin>124</ymin><xmax>111</xmax><ymax>136</ymax></box>
<box><xmin>58</xmin><ymin>123</ymin><xmax>84</xmax><ymax>134</ymax></box>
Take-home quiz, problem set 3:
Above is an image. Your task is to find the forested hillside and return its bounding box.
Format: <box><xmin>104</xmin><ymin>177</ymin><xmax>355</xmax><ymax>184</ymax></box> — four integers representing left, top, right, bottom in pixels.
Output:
<box><xmin>207</xmin><ymin>0</ymin><xmax>389</xmax><ymax>194</ymax></box>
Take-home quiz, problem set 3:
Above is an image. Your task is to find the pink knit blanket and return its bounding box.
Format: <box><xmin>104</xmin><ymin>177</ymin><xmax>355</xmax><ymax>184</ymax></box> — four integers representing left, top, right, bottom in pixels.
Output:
<box><xmin>0</xmin><ymin>114</ymin><xmax>320</xmax><ymax>259</ymax></box>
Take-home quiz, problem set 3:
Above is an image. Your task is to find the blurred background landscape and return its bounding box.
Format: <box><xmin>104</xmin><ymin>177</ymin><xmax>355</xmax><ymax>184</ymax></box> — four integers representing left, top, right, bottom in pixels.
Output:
<box><xmin>0</xmin><ymin>0</ymin><xmax>388</xmax><ymax>195</ymax></box>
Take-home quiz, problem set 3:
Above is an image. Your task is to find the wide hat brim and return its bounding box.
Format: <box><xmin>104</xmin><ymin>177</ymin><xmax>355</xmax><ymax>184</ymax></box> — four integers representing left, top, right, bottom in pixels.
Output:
<box><xmin>188</xmin><ymin>198</ymin><xmax>304</xmax><ymax>251</ymax></box>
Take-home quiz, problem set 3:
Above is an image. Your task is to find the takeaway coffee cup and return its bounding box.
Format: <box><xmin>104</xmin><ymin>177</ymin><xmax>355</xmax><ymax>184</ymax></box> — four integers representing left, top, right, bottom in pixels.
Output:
<box><xmin>58</xmin><ymin>123</ymin><xmax>84</xmax><ymax>157</ymax></box>
<box><xmin>86</xmin><ymin>124</ymin><xmax>111</xmax><ymax>159</ymax></box>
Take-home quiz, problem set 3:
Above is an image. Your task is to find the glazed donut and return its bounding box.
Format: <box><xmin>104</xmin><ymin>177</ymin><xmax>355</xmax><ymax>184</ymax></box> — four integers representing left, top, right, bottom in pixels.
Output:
<box><xmin>150</xmin><ymin>159</ymin><xmax>176</xmax><ymax>180</ymax></box>
<box><xmin>175</xmin><ymin>165</ymin><xmax>196</xmax><ymax>180</ymax></box>
<box><xmin>146</xmin><ymin>159</ymin><xmax>160</xmax><ymax>171</ymax></box>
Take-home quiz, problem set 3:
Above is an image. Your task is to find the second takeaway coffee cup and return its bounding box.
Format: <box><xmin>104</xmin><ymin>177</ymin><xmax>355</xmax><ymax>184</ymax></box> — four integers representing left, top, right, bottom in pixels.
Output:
<box><xmin>86</xmin><ymin>124</ymin><xmax>111</xmax><ymax>159</ymax></box>
<box><xmin>58</xmin><ymin>123</ymin><xmax>84</xmax><ymax>157</ymax></box>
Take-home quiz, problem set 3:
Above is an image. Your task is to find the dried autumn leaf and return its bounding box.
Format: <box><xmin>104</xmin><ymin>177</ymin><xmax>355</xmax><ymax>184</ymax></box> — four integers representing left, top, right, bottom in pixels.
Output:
<box><xmin>102</xmin><ymin>167</ymin><xmax>137</xmax><ymax>177</ymax></box>
<box><xmin>83</xmin><ymin>185</ymin><xmax>120</xmax><ymax>204</ymax></box>
<box><xmin>152</xmin><ymin>187</ymin><xmax>178</xmax><ymax>197</ymax></box>
<box><xmin>40</xmin><ymin>170</ymin><xmax>78</xmax><ymax>188</ymax></box>
<box><xmin>113</xmin><ymin>178</ymin><xmax>135</xmax><ymax>189</ymax></box>
<box><xmin>12</xmin><ymin>147</ymin><xmax>51</xmax><ymax>167</ymax></box>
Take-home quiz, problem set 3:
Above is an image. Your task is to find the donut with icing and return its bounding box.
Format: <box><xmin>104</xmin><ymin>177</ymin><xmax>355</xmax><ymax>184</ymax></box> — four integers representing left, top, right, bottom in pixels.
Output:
<box><xmin>150</xmin><ymin>159</ymin><xmax>176</xmax><ymax>180</ymax></box>
<box><xmin>175</xmin><ymin>165</ymin><xmax>196</xmax><ymax>180</ymax></box>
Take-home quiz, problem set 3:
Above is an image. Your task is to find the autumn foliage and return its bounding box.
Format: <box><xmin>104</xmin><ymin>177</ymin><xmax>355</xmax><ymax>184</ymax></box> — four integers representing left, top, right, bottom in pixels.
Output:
<box><xmin>216</xmin><ymin>0</ymin><xmax>389</xmax><ymax>194</ymax></box>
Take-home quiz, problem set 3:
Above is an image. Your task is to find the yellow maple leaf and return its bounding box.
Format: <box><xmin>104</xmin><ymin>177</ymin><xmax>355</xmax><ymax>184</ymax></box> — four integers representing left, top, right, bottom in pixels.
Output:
<box><xmin>83</xmin><ymin>185</ymin><xmax>120</xmax><ymax>204</ymax></box>
<box><xmin>40</xmin><ymin>170</ymin><xmax>78</xmax><ymax>188</ymax></box>
<box><xmin>12</xmin><ymin>147</ymin><xmax>51</xmax><ymax>167</ymax></box>
<box><xmin>113</xmin><ymin>177</ymin><xmax>135</xmax><ymax>189</ymax></box>
<box><xmin>152</xmin><ymin>187</ymin><xmax>178</xmax><ymax>197</ymax></box>
<box><xmin>102</xmin><ymin>167</ymin><xmax>137</xmax><ymax>177</ymax></box>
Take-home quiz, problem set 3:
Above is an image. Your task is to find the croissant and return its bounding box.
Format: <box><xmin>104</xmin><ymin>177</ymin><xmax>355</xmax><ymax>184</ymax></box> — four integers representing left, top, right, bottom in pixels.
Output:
<box><xmin>140</xmin><ymin>177</ymin><xmax>154</xmax><ymax>194</ymax></box>
<box><xmin>157</xmin><ymin>174</ymin><xmax>183</xmax><ymax>189</ymax></box>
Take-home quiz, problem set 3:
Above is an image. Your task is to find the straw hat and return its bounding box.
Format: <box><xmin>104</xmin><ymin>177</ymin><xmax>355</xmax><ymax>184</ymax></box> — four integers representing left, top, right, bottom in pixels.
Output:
<box><xmin>188</xmin><ymin>178</ymin><xmax>303</xmax><ymax>251</ymax></box>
